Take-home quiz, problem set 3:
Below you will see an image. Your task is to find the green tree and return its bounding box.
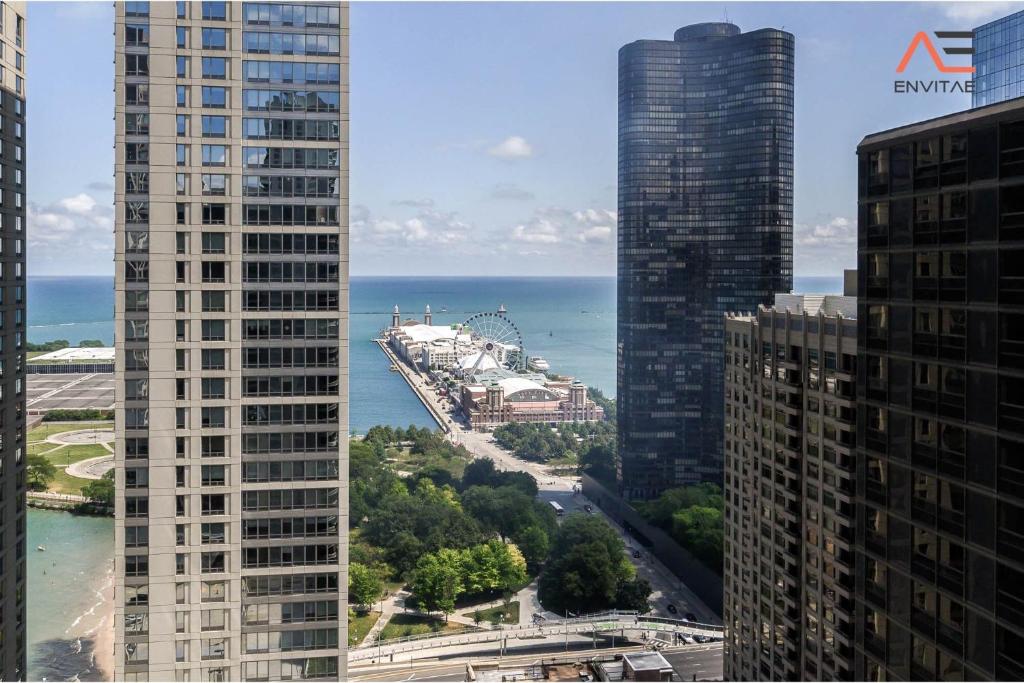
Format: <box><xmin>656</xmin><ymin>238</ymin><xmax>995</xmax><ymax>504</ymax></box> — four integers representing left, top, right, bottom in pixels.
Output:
<box><xmin>348</xmin><ymin>562</ymin><xmax>384</xmax><ymax>612</ymax></box>
<box><xmin>579</xmin><ymin>442</ymin><xmax>616</xmax><ymax>483</ymax></box>
<box><xmin>614</xmin><ymin>577</ymin><xmax>652</xmax><ymax>613</ymax></box>
<box><xmin>411</xmin><ymin>548</ymin><xmax>465</xmax><ymax>619</ymax></box>
<box><xmin>27</xmin><ymin>455</ymin><xmax>57</xmax><ymax>491</ymax></box>
<box><xmin>78</xmin><ymin>339</ymin><xmax>106</xmax><ymax>348</ymax></box>
<box><xmin>513</xmin><ymin>524</ymin><xmax>550</xmax><ymax>570</ymax></box>
<box><xmin>81</xmin><ymin>473</ymin><xmax>115</xmax><ymax>505</ymax></box>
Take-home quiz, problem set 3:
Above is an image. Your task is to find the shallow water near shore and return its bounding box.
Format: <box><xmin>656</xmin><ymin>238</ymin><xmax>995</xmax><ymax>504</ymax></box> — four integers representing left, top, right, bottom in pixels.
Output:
<box><xmin>28</xmin><ymin>509</ymin><xmax>114</xmax><ymax>682</ymax></box>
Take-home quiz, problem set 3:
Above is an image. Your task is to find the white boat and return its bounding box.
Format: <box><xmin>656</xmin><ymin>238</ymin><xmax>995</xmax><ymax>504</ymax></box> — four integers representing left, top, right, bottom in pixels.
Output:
<box><xmin>36</xmin><ymin>545</ymin><xmax>45</xmax><ymax>552</ymax></box>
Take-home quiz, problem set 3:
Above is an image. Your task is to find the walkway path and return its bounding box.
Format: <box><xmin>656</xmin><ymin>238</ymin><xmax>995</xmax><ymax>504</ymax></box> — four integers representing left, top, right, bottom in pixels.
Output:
<box><xmin>66</xmin><ymin>454</ymin><xmax>114</xmax><ymax>480</ymax></box>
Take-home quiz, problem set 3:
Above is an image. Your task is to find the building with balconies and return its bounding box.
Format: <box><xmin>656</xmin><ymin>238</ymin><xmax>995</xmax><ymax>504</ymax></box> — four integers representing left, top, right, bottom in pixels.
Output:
<box><xmin>723</xmin><ymin>285</ymin><xmax>858</xmax><ymax>681</ymax></box>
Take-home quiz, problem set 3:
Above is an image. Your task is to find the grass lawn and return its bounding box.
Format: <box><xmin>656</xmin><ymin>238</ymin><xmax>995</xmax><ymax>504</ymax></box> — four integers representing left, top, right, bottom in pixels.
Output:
<box><xmin>28</xmin><ymin>426</ymin><xmax>113</xmax><ymax>496</ymax></box>
<box><xmin>347</xmin><ymin>611</ymin><xmax>380</xmax><ymax>647</ymax></box>
<box><xmin>379</xmin><ymin>613</ymin><xmax>469</xmax><ymax>640</ymax></box>
<box><xmin>462</xmin><ymin>601</ymin><xmax>519</xmax><ymax>626</ymax></box>
<box><xmin>27</xmin><ymin>421</ymin><xmax>113</xmax><ymax>443</ymax></box>
<box><xmin>387</xmin><ymin>445</ymin><xmax>470</xmax><ymax>481</ymax></box>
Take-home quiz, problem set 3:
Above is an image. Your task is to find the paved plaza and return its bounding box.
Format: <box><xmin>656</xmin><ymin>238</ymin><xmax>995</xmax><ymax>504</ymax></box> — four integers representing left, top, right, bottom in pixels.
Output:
<box><xmin>27</xmin><ymin>373</ymin><xmax>115</xmax><ymax>411</ymax></box>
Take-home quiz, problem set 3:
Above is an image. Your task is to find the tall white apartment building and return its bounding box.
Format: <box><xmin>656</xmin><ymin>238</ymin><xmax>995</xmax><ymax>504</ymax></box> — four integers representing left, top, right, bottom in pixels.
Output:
<box><xmin>114</xmin><ymin>2</ymin><xmax>349</xmax><ymax>679</ymax></box>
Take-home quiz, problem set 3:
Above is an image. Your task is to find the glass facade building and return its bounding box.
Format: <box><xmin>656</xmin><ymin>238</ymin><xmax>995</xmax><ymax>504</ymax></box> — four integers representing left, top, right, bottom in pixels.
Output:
<box><xmin>0</xmin><ymin>3</ymin><xmax>26</xmax><ymax>680</ymax></box>
<box><xmin>973</xmin><ymin>9</ymin><xmax>1024</xmax><ymax>107</ymax></box>
<box><xmin>855</xmin><ymin>97</ymin><xmax>1024</xmax><ymax>681</ymax></box>
<box><xmin>616</xmin><ymin>23</ymin><xmax>794</xmax><ymax>499</ymax></box>
<box><xmin>114</xmin><ymin>2</ymin><xmax>349</xmax><ymax>679</ymax></box>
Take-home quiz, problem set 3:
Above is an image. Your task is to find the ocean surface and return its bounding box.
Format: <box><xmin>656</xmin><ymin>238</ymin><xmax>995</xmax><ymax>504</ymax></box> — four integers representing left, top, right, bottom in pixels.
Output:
<box><xmin>28</xmin><ymin>275</ymin><xmax>843</xmax><ymax>432</ymax></box>
<box><xmin>28</xmin><ymin>510</ymin><xmax>114</xmax><ymax>681</ymax></box>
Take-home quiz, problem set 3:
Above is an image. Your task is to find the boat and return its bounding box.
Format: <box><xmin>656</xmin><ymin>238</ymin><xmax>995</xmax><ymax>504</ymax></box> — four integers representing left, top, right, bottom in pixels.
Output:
<box><xmin>36</xmin><ymin>545</ymin><xmax>45</xmax><ymax>552</ymax></box>
<box><xmin>389</xmin><ymin>364</ymin><xmax>398</xmax><ymax>372</ymax></box>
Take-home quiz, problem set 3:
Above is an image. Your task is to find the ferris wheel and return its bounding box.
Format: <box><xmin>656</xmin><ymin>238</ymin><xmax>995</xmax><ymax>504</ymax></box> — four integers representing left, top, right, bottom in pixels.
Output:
<box><xmin>461</xmin><ymin>307</ymin><xmax>525</xmax><ymax>372</ymax></box>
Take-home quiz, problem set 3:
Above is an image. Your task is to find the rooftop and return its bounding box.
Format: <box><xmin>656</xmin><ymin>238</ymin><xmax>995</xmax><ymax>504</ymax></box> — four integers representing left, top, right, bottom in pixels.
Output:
<box><xmin>30</xmin><ymin>347</ymin><xmax>115</xmax><ymax>363</ymax></box>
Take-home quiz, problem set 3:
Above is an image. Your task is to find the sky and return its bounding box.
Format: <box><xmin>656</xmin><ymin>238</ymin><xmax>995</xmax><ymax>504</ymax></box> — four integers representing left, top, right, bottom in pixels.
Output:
<box><xmin>26</xmin><ymin>1</ymin><xmax>1024</xmax><ymax>277</ymax></box>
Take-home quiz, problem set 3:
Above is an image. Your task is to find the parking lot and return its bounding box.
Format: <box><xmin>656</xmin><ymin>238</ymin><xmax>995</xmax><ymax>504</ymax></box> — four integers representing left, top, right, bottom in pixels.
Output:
<box><xmin>27</xmin><ymin>373</ymin><xmax>115</xmax><ymax>411</ymax></box>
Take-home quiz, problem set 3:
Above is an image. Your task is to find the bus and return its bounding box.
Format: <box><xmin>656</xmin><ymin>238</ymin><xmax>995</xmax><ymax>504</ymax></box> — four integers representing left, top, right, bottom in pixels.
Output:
<box><xmin>549</xmin><ymin>501</ymin><xmax>564</xmax><ymax>517</ymax></box>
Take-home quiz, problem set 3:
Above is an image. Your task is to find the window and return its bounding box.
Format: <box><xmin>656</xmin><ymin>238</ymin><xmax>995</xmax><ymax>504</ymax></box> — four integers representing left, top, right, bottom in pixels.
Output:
<box><xmin>176</xmin><ymin>114</ymin><xmax>189</xmax><ymax>136</ymax></box>
<box><xmin>203</xmin><ymin>145</ymin><xmax>227</xmax><ymax>166</ymax></box>
<box><xmin>176</xmin><ymin>173</ymin><xmax>188</xmax><ymax>195</ymax></box>
<box><xmin>177</xmin><ymin>0</ymin><xmax>187</xmax><ymax>18</ymax></box>
<box><xmin>126</xmin><ymin>113</ymin><xmax>150</xmax><ymax>135</ymax></box>
<box><xmin>203</xmin><ymin>232</ymin><xmax>227</xmax><ymax>253</ymax></box>
<box><xmin>126</xmin><ymin>142</ymin><xmax>149</xmax><ymax>163</ymax></box>
<box><xmin>177</xmin><ymin>85</ymin><xmax>188</xmax><ymax>107</ymax></box>
<box><xmin>125</xmin><ymin>1</ymin><xmax>149</xmax><ymax>17</ymax></box>
<box><xmin>202</xmin><ymin>204</ymin><xmax>227</xmax><ymax>225</ymax></box>
<box><xmin>202</xmin><ymin>320</ymin><xmax>226</xmax><ymax>341</ymax></box>
<box><xmin>177</xmin><ymin>202</ymin><xmax>187</xmax><ymax>224</ymax></box>
<box><xmin>176</xmin><ymin>55</ymin><xmax>188</xmax><ymax>78</ymax></box>
<box><xmin>202</xmin><ymin>87</ymin><xmax>227</xmax><ymax>108</ymax></box>
<box><xmin>202</xmin><ymin>291</ymin><xmax>226</xmax><ymax>311</ymax></box>
<box><xmin>202</xmin><ymin>173</ymin><xmax>227</xmax><ymax>195</ymax></box>
<box><xmin>202</xmin><ymin>261</ymin><xmax>227</xmax><ymax>283</ymax></box>
<box><xmin>202</xmin><ymin>2</ymin><xmax>227</xmax><ymax>20</ymax></box>
<box><xmin>176</xmin><ymin>26</ymin><xmax>188</xmax><ymax>48</ymax></box>
<box><xmin>202</xmin><ymin>28</ymin><xmax>227</xmax><ymax>50</ymax></box>
<box><xmin>202</xmin><ymin>115</ymin><xmax>227</xmax><ymax>137</ymax></box>
<box><xmin>125</xmin><ymin>54</ymin><xmax>149</xmax><ymax>76</ymax></box>
<box><xmin>126</xmin><ymin>23</ymin><xmax>150</xmax><ymax>47</ymax></box>
<box><xmin>202</xmin><ymin>57</ymin><xmax>227</xmax><ymax>79</ymax></box>
<box><xmin>125</xmin><ymin>84</ymin><xmax>149</xmax><ymax>106</ymax></box>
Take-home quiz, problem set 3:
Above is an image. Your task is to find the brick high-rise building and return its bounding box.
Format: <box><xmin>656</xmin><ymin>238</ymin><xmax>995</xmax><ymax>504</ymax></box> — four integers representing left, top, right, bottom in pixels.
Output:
<box><xmin>114</xmin><ymin>2</ymin><xmax>349</xmax><ymax>679</ymax></box>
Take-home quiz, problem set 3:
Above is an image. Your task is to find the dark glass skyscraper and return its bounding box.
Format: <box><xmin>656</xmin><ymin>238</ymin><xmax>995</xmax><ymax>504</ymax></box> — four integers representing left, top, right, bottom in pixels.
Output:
<box><xmin>617</xmin><ymin>23</ymin><xmax>794</xmax><ymax>499</ymax></box>
<box><xmin>855</xmin><ymin>97</ymin><xmax>1024</xmax><ymax>681</ymax></box>
<box><xmin>973</xmin><ymin>8</ymin><xmax>1024</xmax><ymax>107</ymax></box>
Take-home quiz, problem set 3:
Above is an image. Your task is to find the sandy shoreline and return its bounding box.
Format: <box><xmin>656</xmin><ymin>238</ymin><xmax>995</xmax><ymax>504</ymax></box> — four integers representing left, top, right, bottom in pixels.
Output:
<box><xmin>76</xmin><ymin>559</ymin><xmax>115</xmax><ymax>681</ymax></box>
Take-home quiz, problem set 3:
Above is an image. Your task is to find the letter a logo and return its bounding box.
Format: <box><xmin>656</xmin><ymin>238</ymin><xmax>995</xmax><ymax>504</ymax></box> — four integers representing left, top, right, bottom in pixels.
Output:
<box><xmin>897</xmin><ymin>31</ymin><xmax>975</xmax><ymax>74</ymax></box>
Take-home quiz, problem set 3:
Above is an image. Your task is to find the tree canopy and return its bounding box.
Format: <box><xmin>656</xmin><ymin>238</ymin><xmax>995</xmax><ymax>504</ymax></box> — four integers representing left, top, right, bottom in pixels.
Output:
<box><xmin>537</xmin><ymin>514</ymin><xmax>650</xmax><ymax>614</ymax></box>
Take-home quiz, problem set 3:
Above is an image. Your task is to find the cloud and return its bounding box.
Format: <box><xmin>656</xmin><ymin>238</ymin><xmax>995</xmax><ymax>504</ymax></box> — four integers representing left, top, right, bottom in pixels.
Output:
<box><xmin>391</xmin><ymin>198</ymin><xmax>435</xmax><ymax>208</ymax></box>
<box><xmin>28</xmin><ymin>191</ymin><xmax>114</xmax><ymax>273</ymax></box>
<box><xmin>510</xmin><ymin>207</ymin><xmax>616</xmax><ymax>248</ymax></box>
<box><xmin>942</xmin><ymin>1</ymin><xmax>1017</xmax><ymax>22</ymax></box>
<box><xmin>488</xmin><ymin>136</ymin><xmax>533</xmax><ymax>159</ymax></box>
<box><xmin>490</xmin><ymin>183</ymin><xmax>535</xmax><ymax>201</ymax></box>
<box><xmin>795</xmin><ymin>216</ymin><xmax>856</xmax><ymax>248</ymax></box>
<box><xmin>352</xmin><ymin>205</ymin><xmax>470</xmax><ymax>247</ymax></box>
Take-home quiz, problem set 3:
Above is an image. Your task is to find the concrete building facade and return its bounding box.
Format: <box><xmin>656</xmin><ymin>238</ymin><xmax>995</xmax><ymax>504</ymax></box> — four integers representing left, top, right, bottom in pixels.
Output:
<box><xmin>617</xmin><ymin>23</ymin><xmax>794</xmax><ymax>499</ymax></box>
<box><xmin>723</xmin><ymin>291</ymin><xmax>858</xmax><ymax>681</ymax></box>
<box><xmin>114</xmin><ymin>2</ymin><xmax>349</xmax><ymax>679</ymax></box>
<box><xmin>855</xmin><ymin>98</ymin><xmax>1024</xmax><ymax>681</ymax></box>
<box><xmin>0</xmin><ymin>2</ymin><xmax>26</xmax><ymax>679</ymax></box>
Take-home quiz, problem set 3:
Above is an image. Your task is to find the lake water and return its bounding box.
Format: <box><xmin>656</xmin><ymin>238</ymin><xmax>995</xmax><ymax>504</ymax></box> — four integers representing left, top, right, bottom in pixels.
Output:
<box><xmin>28</xmin><ymin>510</ymin><xmax>114</xmax><ymax>681</ymax></box>
<box><xmin>28</xmin><ymin>275</ymin><xmax>842</xmax><ymax>432</ymax></box>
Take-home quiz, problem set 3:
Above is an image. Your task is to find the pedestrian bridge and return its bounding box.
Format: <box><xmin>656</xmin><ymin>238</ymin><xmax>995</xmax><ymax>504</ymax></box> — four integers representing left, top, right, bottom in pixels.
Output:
<box><xmin>349</xmin><ymin>610</ymin><xmax>724</xmax><ymax>663</ymax></box>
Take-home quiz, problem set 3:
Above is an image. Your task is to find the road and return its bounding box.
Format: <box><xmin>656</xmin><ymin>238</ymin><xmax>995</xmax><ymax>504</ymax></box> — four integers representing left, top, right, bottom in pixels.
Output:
<box><xmin>349</xmin><ymin>642</ymin><xmax>723</xmax><ymax>682</ymax></box>
<box><xmin>392</xmin><ymin>357</ymin><xmax>719</xmax><ymax>626</ymax></box>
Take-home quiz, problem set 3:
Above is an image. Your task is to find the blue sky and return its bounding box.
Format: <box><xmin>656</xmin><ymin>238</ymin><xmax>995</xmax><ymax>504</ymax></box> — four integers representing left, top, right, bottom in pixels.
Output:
<box><xmin>26</xmin><ymin>1</ymin><xmax>1023</xmax><ymax>277</ymax></box>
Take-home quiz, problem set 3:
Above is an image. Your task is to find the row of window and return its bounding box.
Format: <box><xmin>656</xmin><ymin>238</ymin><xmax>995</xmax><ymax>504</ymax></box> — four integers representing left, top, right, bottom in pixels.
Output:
<box><xmin>244</xmin><ymin>32</ymin><xmax>341</xmax><ymax>57</ymax></box>
<box><xmin>243</xmin><ymin>3</ymin><xmax>342</xmax><ymax>29</ymax></box>
<box><xmin>242</xmin><ymin>460</ymin><xmax>340</xmax><ymax>483</ymax></box>
<box><xmin>242</xmin><ymin>544</ymin><xmax>339</xmax><ymax>569</ymax></box>
<box><xmin>244</xmin><ymin>60</ymin><xmax>342</xmax><ymax>85</ymax></box>
<box><xmin>243</xmin><ymin>262</ymin><xmax>339</xmax><ymax>283</ymax></box>
<box><xmin>243</xmin><ymin>290</ymin><xmax>340</xmax><ymax>311</ymax></box>
<box><xmin>243</xmin><ymin>346</ymin><xmax>340</xmax><ymax>369</ymax></box>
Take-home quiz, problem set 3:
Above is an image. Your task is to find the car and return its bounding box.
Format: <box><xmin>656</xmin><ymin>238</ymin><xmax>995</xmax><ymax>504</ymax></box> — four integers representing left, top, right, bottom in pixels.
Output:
<box><xmin>583</xmin><ymin>504</ymin><xmax>593</xmax><ymax>513</ymax></box>
<box><xmin>684</xmin><ymin>612</ymin><xmax>697</xmax><ymax>622</ymax></box>
<box><xmin>666</xmin><ymin>604</ymin><xmax>678</xmax><ymax>615</ymax></box>
<box><xmin>632</xmin><ymin>550</ymin><xmax>641</xmax><ymax>559</ymax></box>
<box><xmin>679</xmin><ymin>634</ymin><xmax>696</xmax><ymax>644</ymax></box>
